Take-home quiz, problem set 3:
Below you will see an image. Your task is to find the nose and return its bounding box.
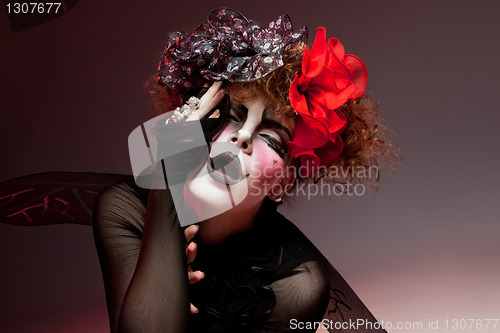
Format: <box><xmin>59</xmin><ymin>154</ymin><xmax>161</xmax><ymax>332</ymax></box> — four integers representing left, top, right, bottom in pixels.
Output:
<box><xmin>228</xmin><ymin>129</ymin><xmax>253</xmax><ymax>154</ymax></box>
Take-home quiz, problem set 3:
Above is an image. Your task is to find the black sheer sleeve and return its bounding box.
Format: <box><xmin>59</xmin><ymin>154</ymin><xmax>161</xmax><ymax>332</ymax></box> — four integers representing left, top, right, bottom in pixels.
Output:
<box><xmin>93</xmin><ymin>180</ymin><xmax>190</xmax><ymax>332</ymax></box>
<box><xmin>264</xmin><ymin>260</ymin><xmax>330</xmax><ymax>332</ymax></box>
<box><xmin>0</xmin><ymin>172</ymin><xmax>132</xmax><ymax>226</ymax></box>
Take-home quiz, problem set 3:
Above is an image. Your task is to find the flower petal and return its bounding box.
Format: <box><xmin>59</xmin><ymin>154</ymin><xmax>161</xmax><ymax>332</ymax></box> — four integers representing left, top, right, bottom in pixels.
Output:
<box><xmin>291</xmin><ymin>116</ymin><xmax>330</xmax><ymax>148</ymax></box>
<box><xmin>327</xmin><ymin>37</ymin><xmax>346</xmax><ymax>61</ymax></box>
<box><xmin>315</xmin><ymin>138</ymin><xmax>344</xmax><ymax>166</ymax></box>
<box><xmin>344</xmin><ymin>54</ymin><xmax>368</xmax><ymax>99</ymax></box>
<box><xmin>289</xmin><ymin>75</ymin><xmax>309</xmax><ymax>112</ymax></box>
<box><xmin>327</xmin><ymin>108</ymin><xmax>347</xmax><ymax>136</ymax></box>
<box><xmin>303</xmin><ymin>27</ymin><xmax>327</xmax><ymax>77</ymax></box>
<box><xmin>287</xmin><ymin>26</ymin><xmax>368</xmax><ymax>179</ymax></box>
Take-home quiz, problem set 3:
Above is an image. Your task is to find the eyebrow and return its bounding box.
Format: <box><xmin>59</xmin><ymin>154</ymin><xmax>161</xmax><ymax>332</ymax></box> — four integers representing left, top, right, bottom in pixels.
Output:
<box><xmin>261</xmin><ymin>109</ymin><xmax>292</xmax><ymax>140</ymax></box>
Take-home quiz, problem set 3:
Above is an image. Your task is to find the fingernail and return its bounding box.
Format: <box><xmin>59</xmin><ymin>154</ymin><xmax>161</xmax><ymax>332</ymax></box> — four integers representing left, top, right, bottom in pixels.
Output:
<box><xmin>214</xmin><ymin>81</ymin><xmax>222</xmax><ymax>87</ymax></box>
<box><xmin>216</xmin><ymin>89</ymin><xmax>224</xmax><ymax>96</ymax></box>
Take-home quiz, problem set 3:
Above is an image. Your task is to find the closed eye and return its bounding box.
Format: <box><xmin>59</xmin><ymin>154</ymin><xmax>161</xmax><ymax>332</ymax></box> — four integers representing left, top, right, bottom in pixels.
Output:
<box><xmin>259</xmin><ymin>133</ymin><xmax>287</xmax><ymax>158</ymax></box>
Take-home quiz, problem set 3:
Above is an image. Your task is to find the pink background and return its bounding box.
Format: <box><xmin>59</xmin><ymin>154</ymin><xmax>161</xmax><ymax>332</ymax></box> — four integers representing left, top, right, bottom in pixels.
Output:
<box><xmin>1</xmin><ymin>1</ymin><xmax>499</xmax><ymax>332</ymax></box>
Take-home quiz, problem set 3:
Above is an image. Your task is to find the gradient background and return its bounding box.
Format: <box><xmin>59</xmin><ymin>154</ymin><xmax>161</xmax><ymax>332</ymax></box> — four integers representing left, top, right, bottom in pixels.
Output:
<box><xmin>1</xmin><ymin>1</ymin><xmax>499</xmax><ymax>332</ymax></box>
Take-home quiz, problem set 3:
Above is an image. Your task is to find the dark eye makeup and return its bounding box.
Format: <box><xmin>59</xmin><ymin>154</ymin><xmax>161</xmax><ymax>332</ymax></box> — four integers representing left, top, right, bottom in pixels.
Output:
<box><xmin>228</xmin><ymin>103</ymin><xmax>290</xmax><ymax>159</ymax></box>
<box><xmin>259</xmin><ymin>133</ymin><xmax>287</xmax><ymax>158</ymax></box>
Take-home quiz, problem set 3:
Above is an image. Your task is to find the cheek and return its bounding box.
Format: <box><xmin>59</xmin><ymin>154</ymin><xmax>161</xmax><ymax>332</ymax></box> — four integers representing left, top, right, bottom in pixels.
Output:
<box><xmin>250</xmin><ymin>141</ymin><xmax>287</xmax><ymax>183</ymax></box>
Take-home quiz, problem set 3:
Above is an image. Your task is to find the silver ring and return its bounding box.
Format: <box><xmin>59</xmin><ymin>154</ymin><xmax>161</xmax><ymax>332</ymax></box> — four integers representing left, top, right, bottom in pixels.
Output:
<box><xmin>187</xmin><ymin>96</ymin><xmax>201</xmax><ymax>108</ymax></box>
<box><xmin>166</xmin><ymin>104</ymin><xmax>198</xmax><ymax>124</ymax></box>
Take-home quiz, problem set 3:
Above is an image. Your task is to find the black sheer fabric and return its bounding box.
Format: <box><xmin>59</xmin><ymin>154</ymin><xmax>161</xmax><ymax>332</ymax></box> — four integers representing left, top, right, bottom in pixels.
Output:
<box><xmin>93</xmin><ymin>180</ymin><xmax>331</xmax><ymax>332</ymax></box>
<box><xmin>0</xmin><ymin>172</ymin><xmax>132</xmax><ymax>226</ymax></box>
<box><xmin>0</xmin><ymin>108</ymin><xmax>387</xmax><ymax>332</ymax></box>
<box><xmin>0</xmin><ymin>172</ymin><xmax>387</xmax><ymax>333</ymax></box>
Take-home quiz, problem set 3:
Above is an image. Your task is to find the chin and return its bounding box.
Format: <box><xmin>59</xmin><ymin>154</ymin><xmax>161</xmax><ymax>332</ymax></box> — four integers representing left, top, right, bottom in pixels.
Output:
<box><xmin>180</xmin><ymin>160</ymin><xmax>251</xmax><ymax>224</ymax></box>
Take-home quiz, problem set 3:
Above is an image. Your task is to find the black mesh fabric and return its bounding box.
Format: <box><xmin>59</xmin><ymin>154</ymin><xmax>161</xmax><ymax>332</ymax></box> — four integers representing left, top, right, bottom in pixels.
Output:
<box><xmin>0</xmin><ymin>172</ymin><xmax>386</xmax><ymax>332</ymax></box>
<box><xmin>0</xmin><ymin>108</ymin><xmax>386</xmax><ymax>332</ymax></box>
<box><xmin>93</xmin><ymin>180</ymin><xmax>331</xmax><ymax>332</ymax></box>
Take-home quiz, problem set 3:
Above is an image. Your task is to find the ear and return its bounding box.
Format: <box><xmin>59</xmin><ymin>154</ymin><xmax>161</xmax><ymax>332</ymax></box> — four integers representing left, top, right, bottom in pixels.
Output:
<box><xmin>268</xmin><ymin>165</ymin><xmax>297</xmax><ymax>202</ymax></box>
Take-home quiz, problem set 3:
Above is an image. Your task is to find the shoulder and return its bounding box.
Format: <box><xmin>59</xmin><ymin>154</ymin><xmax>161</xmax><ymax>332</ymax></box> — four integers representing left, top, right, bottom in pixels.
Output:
<box><xmin>92</xmin><ymin>180</ymin><xmax>149</xmax><ymax>239</ymax></box>
<box><xmin>94</xmin><ymin>180</ymin><xmax>149</xmax><ymax>207</ymax></box>
<box><xmin>270</xmin><ymin>211</ymin><xmax>326</xmax><ymax>268</ymax></box>
<box><xmin>267</xmin><ymin>260</ymin><xmax>329</xmax><ymax>328</ymax></box>
<box><xmin>263</xmin><ymin>212</ymin><xmax>330</xmax><ymax>329</ymax></box>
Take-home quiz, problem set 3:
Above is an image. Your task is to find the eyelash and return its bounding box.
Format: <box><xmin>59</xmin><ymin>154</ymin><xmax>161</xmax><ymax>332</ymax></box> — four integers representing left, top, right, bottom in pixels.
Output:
<box><xmin>259</xmin><ymin>133</ymin><xmax>287</xmax><ymax>158</ymax></box>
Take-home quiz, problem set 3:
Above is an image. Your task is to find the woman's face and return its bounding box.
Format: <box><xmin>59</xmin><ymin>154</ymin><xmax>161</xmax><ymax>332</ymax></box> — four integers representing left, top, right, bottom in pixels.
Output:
<box><xmin>183</xmin><ymin>95</ymin><xmax>295</xmax><ymax>223</ymax></box>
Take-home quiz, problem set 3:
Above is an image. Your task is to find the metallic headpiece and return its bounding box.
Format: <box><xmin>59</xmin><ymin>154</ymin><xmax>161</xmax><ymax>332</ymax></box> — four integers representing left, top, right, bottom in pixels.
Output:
<box><xmin>158</xmin><ymin>8</ymin><xmax>308</xmax><ymax>91</ymax></box>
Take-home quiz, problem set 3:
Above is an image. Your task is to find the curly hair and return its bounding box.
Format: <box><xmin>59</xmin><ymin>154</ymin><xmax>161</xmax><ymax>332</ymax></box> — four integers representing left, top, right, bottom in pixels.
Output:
<box><xmin>144</xmin><ymin>44</ymin><xmax>401</xmax><ymax>191</ymax></box>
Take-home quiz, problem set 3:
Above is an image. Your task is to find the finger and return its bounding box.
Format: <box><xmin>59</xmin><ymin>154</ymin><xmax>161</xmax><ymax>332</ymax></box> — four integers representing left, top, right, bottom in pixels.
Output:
<box><xmin>188</xmin><ymin>270</ymin><xmax>205</xmax><ymax>284</ymax></box>
<box><xmin>184</xmin><ymin>224</ymin><xmax>199</xmax><ymax>243</ymax></box>
<box><xmin>199</xmin><ymin>87</ymin><xmax>225</xmax><ymax>118</ymax></box>
<box><xmin>186</xmin><ymin>242</ymin><xmax>197</xmax><ymax>264</ymax></box>
<box><xmin>198</xmin><ymin>81</ymin><xmax>222</xmax><ymax>106</ymax></box>
<box><xmin>208</xmin><ymin>109</ymin><xmax>220</xmax><ymax>119</ymax></box>
<box><xmin>190</xmin><ymin>303</ymin><xmax>198</xmax><ymax>314</ymax></box>
<box><xmin>187</xmin><ymin>82</ymin><xmax>224</xmax><ymax>120</ymax></box>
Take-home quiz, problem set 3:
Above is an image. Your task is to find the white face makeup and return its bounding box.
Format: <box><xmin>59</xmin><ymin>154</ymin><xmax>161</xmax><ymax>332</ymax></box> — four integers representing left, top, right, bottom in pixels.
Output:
<box><xmin>181</xmin><ymin>97</ymin><xmax>294</xmax><ymax>225</ymax></box>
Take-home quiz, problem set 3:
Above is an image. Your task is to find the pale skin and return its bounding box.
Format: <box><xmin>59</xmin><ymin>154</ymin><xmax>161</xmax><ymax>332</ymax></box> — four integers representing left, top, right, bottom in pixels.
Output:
<box><xmin>180</xmin><ymin>80</ymin><xmax>296</xmax><ymax>314</ymax></box>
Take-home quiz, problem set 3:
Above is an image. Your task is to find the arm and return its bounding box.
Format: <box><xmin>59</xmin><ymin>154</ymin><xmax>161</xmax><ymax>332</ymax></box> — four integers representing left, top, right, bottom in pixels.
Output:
<box><xmin>93</xmin><ymin>83</ymin><xmax>225</xmax><ymax>332</ymax></box>
<box><xmin>119</xmin><ymin>187</ymin><xmax>190</xmax><ymax>332</ymax></box>
<box><xmin>93</xmin><ymin>182</ymin><xmax>190</xmax><ymax>332</ymax></box>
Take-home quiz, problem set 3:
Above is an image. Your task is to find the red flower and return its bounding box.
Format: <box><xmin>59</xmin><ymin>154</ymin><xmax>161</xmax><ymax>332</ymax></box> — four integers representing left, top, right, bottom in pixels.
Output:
<box><xmin>288</xmin><ymin>27</ymin><xmax>368</xmax><ymax>178</ymax></box>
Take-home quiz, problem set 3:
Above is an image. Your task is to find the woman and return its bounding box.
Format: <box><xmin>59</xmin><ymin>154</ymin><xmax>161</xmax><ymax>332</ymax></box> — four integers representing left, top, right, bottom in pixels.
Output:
<box><xmin>0</xmin><ymin>8</ymin><xmax>398</xmax><ymax>333</ymax></box>
<box><xmin>93</xmin><ymin>8</ymin><xmax>397</xmax><ymax>333</ymax></box>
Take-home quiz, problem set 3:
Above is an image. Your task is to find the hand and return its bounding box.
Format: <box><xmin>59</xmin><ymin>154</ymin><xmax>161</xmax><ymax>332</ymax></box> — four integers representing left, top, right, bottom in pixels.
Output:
<box><xmin>184</xmin><ymin>224</ymin><xmax>204</xmax><ymax>314</ymax></box>
<box><xmin>185</xmin><ymin>81</ymin><xmax>224</xmax><ymax>121</ymax></box>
